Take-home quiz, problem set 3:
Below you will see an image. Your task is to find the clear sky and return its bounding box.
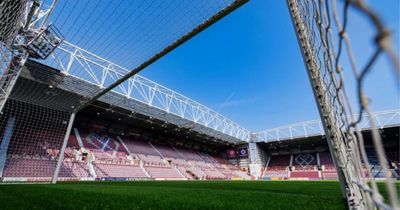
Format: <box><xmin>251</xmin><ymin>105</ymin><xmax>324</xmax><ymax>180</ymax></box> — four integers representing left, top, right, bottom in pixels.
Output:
<box><xmin>46</xmin><ymin>0</ymin><xmax>399</xmax><ymax>132</ymax></box>
<box><xmin>140</xmin><ymin>0</ymin><xmax>400</xmax><ymax>131</ymax></box>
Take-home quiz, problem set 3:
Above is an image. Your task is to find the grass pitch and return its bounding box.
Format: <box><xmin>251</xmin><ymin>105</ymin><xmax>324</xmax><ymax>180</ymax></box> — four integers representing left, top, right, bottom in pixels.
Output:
<box><xmin>0</xmin><ymin>180</ymin><xmax>392</xmax><ymax>210</ymax></box>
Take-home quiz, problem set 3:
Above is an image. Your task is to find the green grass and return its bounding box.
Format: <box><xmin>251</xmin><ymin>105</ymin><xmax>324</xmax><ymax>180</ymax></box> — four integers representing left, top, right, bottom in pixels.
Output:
<box><xmin>0</xmin><ymin>180</ymin><xmax>395</xmax><ymax>210</ymax></box>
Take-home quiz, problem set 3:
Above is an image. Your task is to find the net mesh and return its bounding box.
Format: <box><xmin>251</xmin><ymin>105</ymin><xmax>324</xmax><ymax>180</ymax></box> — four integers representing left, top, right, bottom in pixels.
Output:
<box><xmin>37</xmin><ymin>0</ymin><xmax>250</xmax><ymax>142</ymax></box>
<box><xmin>0</xmin><ymin>0</ymin><xmax>28</xmax><ymax>112</ymax></box>
<box><xmin>34</xmin><ymin>0</ymin><xmax>247</xmax><ymax>112</ymax></box>
<box><xmin>287</xmin><ymin>0</ymin><xmax>399</xmax><ymax>209</ymax></box>
<box><xmin>0</xmin><ymin>99</ymin><xmax>70</xmax><ymax>182</ymax></box>
<box><xmin>0</xmin><ymin>60</ymin><xmax>83</xmax><ymax>182</ymax></box>
<box><xmin>0</xmin><ymin>0</ymin><xmax>248</xmax><ymax>183</ymax></box>
<box><xmin>0</xmin><ymin>0</ymin><xmax>26</xmax><ymax>47</ymax></box>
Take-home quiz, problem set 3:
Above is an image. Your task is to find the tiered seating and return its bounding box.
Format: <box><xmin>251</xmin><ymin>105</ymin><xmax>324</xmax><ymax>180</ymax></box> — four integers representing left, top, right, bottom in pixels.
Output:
<box><xmin>3</xmin><ymin>157</ymin><xmax>92</xmax><ymax>181</ymax></box>
<box><xmin>146</xmin><ymin>167</ymin><xmax>185</xmax><ymax>179</ymax></box>
<box><xmin>170</xmin><ymin>158</ymin><xmax>189</xmax><ymax>167</ymax></box>
<box><xmin>319</xmin><ymin>152</ymin><xmax>338</xmax><ymax>180</ymax></box>
<box><xmin>202</xmin><ymin>168</ymin><xmax>225</xmax><ymax>179</ymax></box>
<box><xmin>2</xmin><ymin>126</ymin><xmax>253</xmax><ymax>181</ymax></box>
<box><xmin>292</xmin><ymin>153</ymin><xmax>317</xmax><ymax>171</ymax></box>
<box><xmin>267</xmin><ymin>155</ymin><xmax>290</xmax><ymax>171</ymax></box>
<box><xmin>76</xmin><ymin>131</ymin><xmax>133</xmax><ymax>163</ymax></box>
<box><xmin>189</xmin><ymin>167</ymin><xmax>207</xmax><ymax>179</ymax></box>
<box><xmin>387</xmin><ymin>150</ymin><xmax>399</xmax><ymax>169</ymax></box>
<box><xmin>291</xmin><ymin>153</ymin><xmax>319</xmax><ymax>180</ymax></box>
<box><xmin>213</xmin><ymin>156</ymin><xmax>231</xmax><ymax>165</ymax></box>
<box><xmin>232</xmin><ymin>170</ymin><xmax>252</xmax><ymax>180</ymax></box>
<box><xmin>93</xmin><ymin>163</ymin><xmax>147</xmax><ymax>178</ymax></box>
<box><xmin>264</xmin><ymin>155</ymin><xmax>290</xmax><ymax>179</ymax></box>
<box><xmin>200</xmin><ymin>154</ymin><xmax>250</xmax><ymax>179</ymax></box>
<box><xmin>5</xmin><ymin>129</ymin><xmax>63</xmax><ymax>159</ymax></box>
<box><xmin>60</xmin><ymin>161</ymin><xmax>91</xmax><ymax>179</ymax></box>
<box><xmin>197</xmin><ymin>152</ymin><xmax>215</xmax><ymax>163</ymax></box>
<box><xmin>3</xmin><ymin>158</ymin><xmax>56</xmax><ymax>178</ymax></box>
<box><xmin>321</xmin><ymin>171</ymin><xmax>338</xmax><ymax>179</ymax></box>
<box><xmin>68</xmin><ymin>132</ymin><xmax>80</xmax><ymax>148</ymax></box>
<box><xmin>212</xmin><ymin>156</ymin><xmax>236</xmax><ymax>170</ymax></box>
<box><xmin>79</xmin><ymin>132</ymin><xmax>98</xmax><ymax>149</ymax></box>
<box><xmin>123</xmin><ymin>137</ymin><xmax>159</xmax><ymax>156</ymax></box>
<box><xmin>366</xmin><ymin>148</ymin><xmax>385</xmax><ymax>178</ymax></box>
<box><xmin>190</xmin><ymin>160</ymin><xmax>210</xmax><ymax>168</ymax></box>
<box><xmin>386</xmin><ymin>150</ymin><xmax>399</xmax><ymax>178</ymax></box>
<box><xmin>177</xmin><ymin>148</ymin><xmax>204</xmax><ymax>161</ymax></box>
<box><xmin>217</xmin><ymin>166</ymin><xmax>233</xmax><ymax>178</ymax></box>
<box><xmin>176</xmin><ymin>167</ymin><xmax>193</xmax><ymax>179</ymax></box>
<box><xmin>139</xmin><ymin>154</ymin><xmax>168</xmax><ymax>167</ymax></box>
<box><xmin>319</xmin><ymin>152</ymin><xmax>333</xmax><ymax>166</ymax></box>
<box><xmin>290</xmin><ymin>171</ymin><xmax>319</xmax><ymax>179</ymax></box>
<box><xmin>264</xmin><ymin>170</ymin><xmax>288</xmax><ymax>178</ymax></box>
<box><xmin>154</xmin><ymin>144</ymin><xmax>182</xmax><ymax>158</ymax></box>
<box><xmin>82</xmin><ymin>133</ymin><xmax>113</xmax><ymax>150</ymax></box>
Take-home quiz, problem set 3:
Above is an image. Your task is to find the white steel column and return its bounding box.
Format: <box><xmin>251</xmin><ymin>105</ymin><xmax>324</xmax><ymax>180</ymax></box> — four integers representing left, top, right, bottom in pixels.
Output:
<box><xmin>0</xmin><ymin>115</ymin><xmax>15</xmax><ymax>177</ymax></box>
<box><xmin>51</xmin><ymin>112</ymin><xmax>76</xmax><ymax>184</ymax></box>
<box><xmin>248</xmin><ymin>134</ymin><xmax>262</xmax><ymax>179</ymax></box>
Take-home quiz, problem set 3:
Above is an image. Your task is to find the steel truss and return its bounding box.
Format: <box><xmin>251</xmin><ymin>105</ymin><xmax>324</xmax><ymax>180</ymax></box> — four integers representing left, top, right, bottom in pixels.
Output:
<box><xmin>0</xmin><ymin>0</ymin><xmax>61</xmax><ymax>113</ymax></box>
<box><xmin>255</xmin><ymin>109</ymin><xmax>400</xmax><ymax>142</ymax></box>
<box><xmin>46</xmin><ymin>41</ymin><xmax>250</xmax><ymax>142</ymax></box>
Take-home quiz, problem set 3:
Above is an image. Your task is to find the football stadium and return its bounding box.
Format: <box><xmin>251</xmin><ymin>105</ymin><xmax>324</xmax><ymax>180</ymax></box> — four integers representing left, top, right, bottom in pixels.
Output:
<box><xmin>0</xmin><ymin>0</ymin><xmax>399</xmax><ymax>209</ymax></box>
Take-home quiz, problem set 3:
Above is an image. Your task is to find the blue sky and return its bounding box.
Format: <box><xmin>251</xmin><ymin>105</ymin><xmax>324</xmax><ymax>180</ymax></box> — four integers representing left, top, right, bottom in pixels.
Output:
<box><xmin>47</xmin><ymin>0</ymin><xmax>399</xmax><ymax>132</ymax></box>
<box><xmin>140</xmin><ymin>0</ymin><xmax>400</xmax><ymax>131</ymax></box>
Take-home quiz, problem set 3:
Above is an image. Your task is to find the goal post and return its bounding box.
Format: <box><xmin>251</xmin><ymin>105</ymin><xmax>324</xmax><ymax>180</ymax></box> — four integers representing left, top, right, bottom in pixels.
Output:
<box><xmin>0</xmin><ymin>0</ymin><xmax>251</xmax><ymax>184</ymax></box>
<box><xmin>286</xmin><ymin>0</ymin><xmax>399</xmax><ymax>209</ymax></box>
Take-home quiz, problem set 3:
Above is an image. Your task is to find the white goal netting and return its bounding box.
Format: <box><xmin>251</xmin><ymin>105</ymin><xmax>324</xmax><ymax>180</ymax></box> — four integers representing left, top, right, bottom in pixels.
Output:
<box><xmin>287</xmin><ymin>0</ymin><xmax>399</xmax><ymax>209</ymax></box>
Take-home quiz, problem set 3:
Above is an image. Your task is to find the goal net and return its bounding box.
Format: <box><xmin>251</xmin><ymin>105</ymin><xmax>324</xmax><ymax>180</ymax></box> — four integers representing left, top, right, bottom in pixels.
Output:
<box><xmin>286</xmin><ymin>0</ymin><xmax>399</xmax><ymax>209</ymax></box>
<box><xmin>0</xmin><ymin>0</ymin><xmax>248</xmax><ymax>183</ymax></box>
<box><xmin>0</xmin><ymin>0</ymin><xmax>29</xmax><ymax>112</ymax></box>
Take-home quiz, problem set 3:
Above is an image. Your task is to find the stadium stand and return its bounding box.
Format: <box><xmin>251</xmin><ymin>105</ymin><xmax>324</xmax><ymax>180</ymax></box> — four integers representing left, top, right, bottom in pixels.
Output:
<box><xmin>154</xmin><ymin>144</ymin><xmax>182</xmax><ymax>159</ymax></box>
<box><xmin>146</xmin><ymin>167</ymin><xmax>185</xmax><ymax>180</ymax></box>
<box><xmin>263</xmin><ymin>155</ymin><xmax>290</xmax><ymax>179</ymax></box>
<box><xmin>3</xmin><ymin>157</ymin><xmax>91</xmax><ymax>181</ymax></box>
<box><xmin>319</xmin><ymin>152</ymin><xmax>338</xmax><ymax>180</ymax></box>
<box><xmin>365</xmin><ymin>148</ymin><xmax>386</xmax><ymax>178</ymax></box>
<box><xmin>0</xmin><ymin>121</ymin><xmax>251</xmax><ymax>181</ymax></box>
<box><xmin>292</xmin><ymin>153</ymin><xmax>317</xmax><ymax>171</ymax></box>
<box><xmin>3</xmin><ymin>158</ymin><xmax>56</xmax><ymax>179</ymax></box>
<box><xmin>2</xmin><ymin>124</ymin><xmax>398</xmax><ymax>182</ymax></box>
<box><xmin>290</xmin><ymin>153</ymin><xmax>319</xmax><ymax>180</ymax></box>
<box><xmin>122</xmin><ymin>137</ymin><xmax>160</xmax><ymax>156</ymax></box>
<box><xmin>61</xmin><ymin>161</ymin><xmax>91</xmax><ymax>179</ymax></box>
<box><xmin>93</xmin><ymin>163</ymin><xmax>147</xmax><ymax>179</ymax></box>
<box><xmin>176</xmin><ymin>148</ymin><xmax>204</xmax><ymax>161</ymax></box>
<box><xmin>202</xmin><ymin>168</ymin><xmax>226</xmax><ymax>179</ymax></box>
<box><xmin>189</xmin><ymin>167</ymin><xmax>207</xmax><ymax>180</ymax></box>
<box><xmin>290</xmin><ymin>171</ymin><xmax>319</xmax><ymax>179</ymax></box>
<box><xmin>3</xmin><ymin>119</ymin><xmax>397</xmax><ymax>182</ymax></box>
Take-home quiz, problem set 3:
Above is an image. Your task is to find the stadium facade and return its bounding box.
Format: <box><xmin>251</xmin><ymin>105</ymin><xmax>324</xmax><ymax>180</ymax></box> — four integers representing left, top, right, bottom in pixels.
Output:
<box><xmin>0</xmin><ymin>0</ymin><xmax>399</xmax><ymax>209</ymax></box>
<box><xmin>0</xmin><ymin>59</ymin><xmax>398</xmax><ymax>183</ymax></box>
<box><xmin>0</xmin><ymin>60</ymin><xmax>253</xmax><ymax>182</ymax></box>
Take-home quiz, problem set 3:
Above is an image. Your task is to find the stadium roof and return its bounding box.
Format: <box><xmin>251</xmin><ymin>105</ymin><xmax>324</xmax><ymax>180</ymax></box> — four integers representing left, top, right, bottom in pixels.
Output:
<box><xmin>31</xmin><ymin>0</ymin><xmax>398</xmax><ymax>144</ymax></box>
<box><xmin>18</xmin><ymin>60</ymin><xmax>248</xmax><ymax>145</ymax></box>
<box><xmin>255</xmin><ymin>109</ymin><xmax>400</xmax><ymax>142</ymax></box>
<box><xmin>34</xmin><ymin>0</ymin><xmax>251</xmax><ymax>142</ymax></box>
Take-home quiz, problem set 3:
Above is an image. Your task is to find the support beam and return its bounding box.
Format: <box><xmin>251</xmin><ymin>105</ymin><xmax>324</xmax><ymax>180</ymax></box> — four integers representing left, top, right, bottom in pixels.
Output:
<box><xmin>0</xmin><ymin>115</ymin><xmax>15</xmax><ymax>177</ymax></box>
<box><xmin>52</xmin><ymin>112</ymin><xmax>76</xmax><ymax>184</ymax></box>
<box><xmin>74</xmin><ymin>0</ymin><xmax>249</xmax><ymax>112</ymax></box>
<box><xmin>285</xmin><ymin>0</ymin><xmax>368</xmax><ymax>208</ymax></box>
